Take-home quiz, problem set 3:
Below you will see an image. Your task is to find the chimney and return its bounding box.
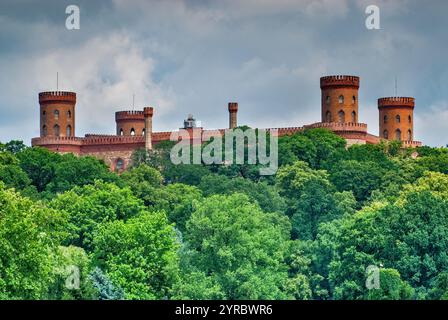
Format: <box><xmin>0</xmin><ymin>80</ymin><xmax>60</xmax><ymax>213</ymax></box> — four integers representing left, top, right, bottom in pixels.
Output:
<box><xmin>228</xmin><ymin>102</ymin><xmax>238</xmax><ymax>129</ymax></box>
<box><xmin>143</xmin><ymin>107</ymin><xmax>154</xmax><ymax>150</ymax></box>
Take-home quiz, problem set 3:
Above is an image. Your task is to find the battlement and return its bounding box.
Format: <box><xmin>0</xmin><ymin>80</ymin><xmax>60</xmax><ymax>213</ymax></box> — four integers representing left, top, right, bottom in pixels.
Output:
<box><xmin>228</xmin><ymin>102</ymin><xmax>238</xmax><ymax>112</ymax></box>
<box><xmin>378</xmin><ymin>97</ymin><xmax>415</xmax><ymax>108</ymax></box>
<box><xmin>304</xmin><ymin>122</ymin><xmax>368</xmax><ymax>133</ymax></box>
<box><xmin>115</xmin><ymin>110</ymin><xmax>145</xmax><ymax>121</ymax></box>
<box><xmin>39</xmin><ymin>91</ymin><xmax>77</xmax><ymax>104</ymax></box>
<box><xmin>32</xmin><ymin>136</ymin><xmax>83</xmax><ymax>146</ymax></box>
<box><xmin>320</xmin><ymin>75</ymin><xmax>360</xmax><ymax>89</ymax></box>
<box><xmin>143</xmin><ymin>107</ymin><xmax>154</xmax><ymax>117</ymax></box>
<box><xmin>402</xmin><ymin>140</ymin><xmax>422</xmax><ymax>148</ymax></box>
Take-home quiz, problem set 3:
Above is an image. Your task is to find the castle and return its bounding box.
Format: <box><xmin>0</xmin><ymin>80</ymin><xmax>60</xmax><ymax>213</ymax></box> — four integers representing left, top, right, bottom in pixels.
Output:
<box><xmin>31</xmin><ymin>75</ymin><xmax>422</xmax><ymax>171</ymax></box>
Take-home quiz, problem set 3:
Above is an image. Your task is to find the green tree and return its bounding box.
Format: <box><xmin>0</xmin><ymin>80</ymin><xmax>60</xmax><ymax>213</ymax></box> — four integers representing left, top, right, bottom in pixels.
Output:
<box><xmin>179</xmin><ymin>193</ymin><xmax>292</xmax><ymax>299</ymax></box>
<box><xmin>92</xmin><ymin>211</ymin><xmax>179</xmax><ymax>300</ymax></box>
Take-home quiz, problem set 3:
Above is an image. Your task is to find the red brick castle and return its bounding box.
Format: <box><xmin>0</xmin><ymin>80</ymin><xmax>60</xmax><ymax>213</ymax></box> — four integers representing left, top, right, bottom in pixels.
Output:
<box><xmin>32</xmin><ymin>75</ymin><xmax>422</xmax><ymax>171</ymax></box>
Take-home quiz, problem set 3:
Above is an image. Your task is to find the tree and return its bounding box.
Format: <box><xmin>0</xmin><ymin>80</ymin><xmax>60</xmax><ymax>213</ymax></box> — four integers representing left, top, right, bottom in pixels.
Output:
<box><xmin>49</xmin><ymin>180</ymin><xmax>145</xmax><ymax>251</ymax></box>
<box><xmin>0</xmin><ymin>183</ymin><xmax>68</xmax><ymax>299</ymax></box>
<box><xmin>179</xmin><ymin>193</ymin><xmax>292</xmax><ymax>299</ymax></box>
<box><xmin>92</xmin><ymin>211</ymin><xmax>179</xmax><ymax>300</ymax></box>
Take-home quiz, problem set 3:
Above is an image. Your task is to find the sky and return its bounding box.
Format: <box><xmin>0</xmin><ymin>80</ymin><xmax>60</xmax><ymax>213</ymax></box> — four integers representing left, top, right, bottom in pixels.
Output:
<box><xmin>0</xmin><ymin>0</ymin><xmax>447</xmax><ymax>146</ymax></box>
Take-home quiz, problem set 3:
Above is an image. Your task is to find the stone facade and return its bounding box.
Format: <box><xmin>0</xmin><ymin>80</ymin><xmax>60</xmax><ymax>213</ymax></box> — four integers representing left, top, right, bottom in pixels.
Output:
<box><xmin>32</xmin><ymin>75</ymin><xmax>422</xmax><ymax>171</ymax></box>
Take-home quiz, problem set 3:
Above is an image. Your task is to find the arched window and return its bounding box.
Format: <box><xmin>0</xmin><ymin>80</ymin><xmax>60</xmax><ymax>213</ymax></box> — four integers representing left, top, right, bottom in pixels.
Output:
<box><xmin>130</xmin><ymin>128</ymin><xmax>135</xmax><ymax>136</ymax></box>
<box><xmin>119</xmin><ymin>128</ymin><xmax>124</xmax><ymax>136</ymax></box>
<box><xmin>352</xmin><ymin>95</ymin><xmax>356</xmax><ymax>104</ymax></box>
<box><xmin>395</xmin><ymin>129</ymin><xmax>402</xmax><ymax>141</ymax></box>
<box><xmin>408</xmin><ymin>115</ymin><xmax>412</xmax><ymax>123</ymax></box>
<box><xmin>42</xmin><ymin>125</ymin><xmax>47</xmax><ymax>137</ymax></box>
<box><xmin>42</xmin><ymin>111</ymin><xmax>46</xmax><ymax>122</ymax></box>
<box><xmin>383</xmin><ymin>130</ymin><xmax>389</xmax><ymax>139</ymax></box>
<box><xmin>338</xmin><ymin>95</ymin><xmax>344</xmax><ymax>104</ymax></box>
<box><xmin>326</xmin><ymin>111</ymin><xmax>332</xmax><ymax>122</ymax></box>
<box><xmin>326</xmin><ymin>96</ymin><xmax>330</xmax><ymax>105</ymax></box>
<box><xmin>396</xmin><ymin>115</ymin><xmax>401</xmax><ymax>123</ymax></box>
<box><xmin>54</xmin><ymin>110</ymin><xmax>59</xmax><ymax>120</ymax></box>
<box><xmin>338</xmin><ymin>110</ymin><xmax>345</xmax><ymax>123</ymax></box>
<box><xmin>351</xmin><ymin>111</ymin><xmax>356</xmax><ymax>123</ymax></box>
<box><xmin>407</xmin><ymin>129</ymin><xmax>412</xmax><ymax>141</ymax></box>
<box><xmin>142</xmin><ymin>128</ymin><xmax>146</xmax><ymax>136</ymax></box>
<box><xmin>384</xmin><ymin>115</ymin><xmax>388</xmax><ymax>124</ymax></box>
<box><xmin>66</xmin><ymin>125</ymin><xmax>72</xmax><ymax>137</ymax></box>
<box><xmin>54</xmin><ymin>124</ymin><xmax>60</xmax><ymax>137</ymax></box>
<box><xmin>116</xmin><ymin>158</ymin><xmax>124</xmax><ymax>171</ymax></box>
<box><xmin>67</xmin><ymin>110</ymin><xmax>71</xmax><ymax>118</ymax></box>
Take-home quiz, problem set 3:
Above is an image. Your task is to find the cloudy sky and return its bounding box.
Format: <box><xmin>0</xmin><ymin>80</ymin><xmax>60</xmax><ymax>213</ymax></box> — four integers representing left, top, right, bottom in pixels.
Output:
<box><xmin>0</xmin><ymin>0</ymin><xmax>447</xmax><ymax>146</ymax></box>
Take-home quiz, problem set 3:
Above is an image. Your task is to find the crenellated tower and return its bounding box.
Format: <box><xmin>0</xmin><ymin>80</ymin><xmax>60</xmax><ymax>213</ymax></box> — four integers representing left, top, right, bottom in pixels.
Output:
<box><xmin>39</xmin><ymin>91</ymin><xmax>76</xmax><ymax>137</ymax></box>
<box><xmin>115</xmin><ymin>111</ymin><xmax>145</xmax><ymax>136</ymax></box>
<box><xmin>228</xmin><ymin>102</ymin><xmax>238</xmax><ymax>129</ymax></box>
<box><xmin>320</xmin><ymin>75</ymin><xmax>359</xmax><ymax>123</ymax></box>
<box><xmin>378</xmin><ymin>97</ymin><xmax>415</xmax><ymax>142</ymax></box>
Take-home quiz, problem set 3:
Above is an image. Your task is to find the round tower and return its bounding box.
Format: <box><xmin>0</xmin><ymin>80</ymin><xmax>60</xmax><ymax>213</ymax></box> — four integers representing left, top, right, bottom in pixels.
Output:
<box><xmin>320</xmin><ymin>75</ymin><xmax>360</xmax><ymax>123</ymax></box>
<box><xmin>228</xmin><ymin>102</ymin><xmax>238</xmax><ymax>129</ymax></box>
<box><xmin>115</xmin><ymin>111</ymin><xmax>145</xmax><ymax>136</ymax></box>
<box><xmin>378</xmin><ymin>97</ymin><xmax>415</xmax><ymax>141</ymax></box>
<box><xmin>39</xmin><ymin>91</ymin><xmax>76</xmax><ymax>137</ymax></box>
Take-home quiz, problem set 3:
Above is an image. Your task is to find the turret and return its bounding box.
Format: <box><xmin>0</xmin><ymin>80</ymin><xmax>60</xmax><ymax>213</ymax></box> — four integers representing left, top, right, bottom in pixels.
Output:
<box><xmin>378</xmin><ymin>97</ymin><xmax>415</xmax><ymax>141</ymax></box>
<box><xmin>228</xmin><ymin>102</ymin><xmax>238</xmax><ymax>129</ymax></box>
<box><xmin>320</xmin><ymin>75</ymin><xmax>359</xmax><ymax>123</ymax></box>
<box><xmin>39</xmin><ymin>91</ymin><xmax>76</xmax><ymax>137</ymax></box>
<box><xmin>115</xmin><ymin>111</ymin><xmax>145</xmax><ymax>136</ymax></box>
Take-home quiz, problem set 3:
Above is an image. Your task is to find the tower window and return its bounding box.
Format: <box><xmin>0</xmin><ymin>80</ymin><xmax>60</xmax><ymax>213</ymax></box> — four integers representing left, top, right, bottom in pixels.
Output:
<box><xmin>338</xmin><ymin>95</ymin><xmax>344</xmax><ymax>104</ymax></box>
<box><xmin>67</xmin><ymin>110</ymin><xmax>71</xmax><ymax>118</ymax></box>
<box><xmin>384</xmin><ymin>115</ymin><xmax>388</xmax><ymax>123</ymax></box>
<box><xmin>119</xmin><ymin>128</ymin><xmax>124</xmax><ymax>136</ymax></box>
<box><xmin>326</xmin><ymin>96</ymin><xmax>330</xmax><ymax>105</ymax></box>
<box><xmin>351</xmin><ymin>111</ymin><xmax>356</xmax><ymax>123</ymax></box>
<box><xmin>396</xmin><ymin>115</ymin><xmax>401</xmax><ymax>123</ymax></box>
<box><xmin>54</xmin><ymin>124</ymin><xmax>60</xmax><ymax>137</ymax></box>
<box><xmin>326</xmin><ymin>111</ymin><xmax>332</xmax><ymax>122</ymax></box>
<box><xmin>42</xmin><ymin>125</ymin><xmax>47</xmax><ymax>137</ymax></box>
<box><xmin>383</xmin><ymin>130</ymin><xmax>389</xmax><ymax>139</ymax></box>
<box><xmin>42</xmin><ymin>111</ymin><xmax>46</xmax><ymax>122</ymax></box>
<box><xmin>338</xmin><ymin>110</ymin><xmax>345</xmax><ymax>123</ymax></box>
<box><xmin>66</xmin><ymin>125</ymin><xmax>72</xmax><ymax>137</ymax></box>
<box><xmin>395</xmin><ymin>129</ymin><xmax>402</xmax><ymax>141</ymax></box>
<box><xmin>352</xmin><ymin>95</ymin><xmax>356</xmax><ymax>104</ymax></box>
<box><xmin>407</xmin><ymin>129</ymin><xmax>412</xmax><ymax>141</ymax></box>
<box><xmin>408</xmin><ymin>115</ymin><xmax>412</xmax><ymax>123</ymax></box>
<box><xmin>142</xmin><ymin>128</ymin><xmax>145</xmax><ymax>136</ymax></box>
<box><xmin>130</xmin><ymin>128</ymin><xmax>135</xmax><ymax>136</ymax></box>
<box><xmin>54</xmin><ymin>110</ymin><xmax>59</xmax><ymax>120</ymax></box>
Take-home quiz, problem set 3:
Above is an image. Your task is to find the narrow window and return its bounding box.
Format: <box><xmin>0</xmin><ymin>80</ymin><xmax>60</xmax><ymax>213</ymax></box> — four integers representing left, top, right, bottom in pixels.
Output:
<box><xmin>130</xmin><ymin>128</ymin><xmax>135</xmax><ymax>136</ymax></box>
<box><xmin>407</xmin><ymin>129</ymin><xmax>412</xmax><ymax>141</ymax></box>
<box><xmin>408</xmin><ymin>115</ymin><xmax>412</xmax><ymax>123</ymax></box>
<box><xmin>142</xmin><ymin>128</ymin><xmax>146</xmax><ymax>136</ymax></box>
<box><xmin>42</xmin><ymin>111</ymin><xmax>46</xmax><ymax>122</ymax></box>
<box><xmin>326</xmin><ymin>111</ymin><xmax>332</xmax><ymax>122</ymax></box>
<box><xmin>338</xmin><ymin>95</ymin><xmax>344</xmax><ymax>104</ymax></box>
<box><xmin>352</xmin><ymin>95</ymin><xmax>356</xmax><ymax>104</ymax></box>
<box><xmin>395</xmin><ymin>129</ymin><xmax>402</xmax><ymax>141</ymax></box>
<box><xmin>67</xmin><ymin>110</ymin><xmax>71</xmax><ymax>118</ymax></box>
<box><xmin>42</xmin><ymin>125</ymin><xmax>47</xmax><ymax>137</ymax></box>
<box><xmin>54</xmin><ymin>124</ymin><xmax>60</xmax><ymax>137</ymax></box>
<box><xmin>54</xmin><ymin>110</ymin><xmax>59</xmax><ymax>120</ymax></box>
<box><xmin>338</xmin><ymin>110</ymin><xmax>345</xmax><ymax>123</ymax></box>
<box><xmin>116</xmin><ymin>158</ymin><xmax>124</xmax><ymax>171</ymax></box>
<box><xmin>326</xmin><ymin>96</ymin><xmax>330</xmax><ymax>105</ymax></box>
<box><xmin>351</xmin><ymin>111</ymin><xmax>356</xmax><ymax>123</ymax></box>
<box><xmin>66</xmin><ymin>125</ymin><xmax>72</xmax><ymax>137</ymax></box>
<box><xmin>119</xmin><ymin>129</ymin><xmax>124</xmax><ymax>136</ymax></box>
<box><xmin>396</xmin><ymin>115</ymin><xmax>401</xmax><ymax>123</ymax></box>
<box><xmin>383</xmin><ymin>130</ymin><xmax>388</xmax><ymax>139</ymax></box>
<box><xmin>384</xmin><ymin>115</ymin><xmax>388</xmax><ymax>124</ymax></box>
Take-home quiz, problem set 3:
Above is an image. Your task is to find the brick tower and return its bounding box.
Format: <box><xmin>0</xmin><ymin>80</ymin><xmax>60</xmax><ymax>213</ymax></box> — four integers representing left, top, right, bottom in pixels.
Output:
<box><xmin>228</xmin><ymin>102</ymin><xmax>238</xmax><ymax>129</ymax></box>
<box><xmin>115</xmin><ymin>111</ymin><xmax>145</xmax><ymax>136</ymax></box>
<box><xmin>378</xmin><ymin>97</ymin><xmax>415</xmax><ymax>141</ymax></box>
<box><xmin>143</xmin><ymin>107</ymin><xmax>154</xmax><ymax>150</ymax></box>
<box><xmin>39</xmin><ymin>91</ymin><xmax>76</xmax><ymax>137</ymax></box>
<box><xmin>320</xmin><ymin>75</ymin><xmax>359</xmax><ymax>123</ymax></box>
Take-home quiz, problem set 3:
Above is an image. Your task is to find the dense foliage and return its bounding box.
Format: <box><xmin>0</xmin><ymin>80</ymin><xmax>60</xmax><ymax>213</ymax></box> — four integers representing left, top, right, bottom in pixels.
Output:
<box><xmin>1</xmin><ymin>129</ymin><xmax>448</xmax><ymax>300</ymax></box>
